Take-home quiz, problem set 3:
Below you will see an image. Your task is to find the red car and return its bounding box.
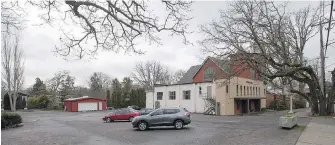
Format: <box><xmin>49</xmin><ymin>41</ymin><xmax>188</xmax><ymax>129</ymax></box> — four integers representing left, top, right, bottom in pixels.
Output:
<box><xmin>103</xmin><ymin>108</ymin><xmax>140</xmax><ymax>122</ymax></box>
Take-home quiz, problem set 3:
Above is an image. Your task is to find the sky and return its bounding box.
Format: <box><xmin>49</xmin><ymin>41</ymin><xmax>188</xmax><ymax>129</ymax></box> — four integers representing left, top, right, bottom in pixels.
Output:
<box><xmin>11</xmin><ymin>1</ymin><xmax>335</xmax><ymax>89</ymax></box>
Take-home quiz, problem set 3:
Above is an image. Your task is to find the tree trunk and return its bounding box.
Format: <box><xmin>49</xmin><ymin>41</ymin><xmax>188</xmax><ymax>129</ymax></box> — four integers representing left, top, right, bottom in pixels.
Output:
<box><xmin>11</xmin><ymin>93</ymin><xmax>17</xmax><ymax>111</ymax></box>
<box><xmin>8</xmin><ymin>92</ymin><xmax>14</xmax><ymax>111</ymax></box>
<box><xmin>319</xmin><ymin>98</ymin><xmax>327</xmax><ymax>116</ymax></box>
<box><xmin>311</xmin><ymin>96</ymin><xmax>319</xmax><ymax>115</ymax></box>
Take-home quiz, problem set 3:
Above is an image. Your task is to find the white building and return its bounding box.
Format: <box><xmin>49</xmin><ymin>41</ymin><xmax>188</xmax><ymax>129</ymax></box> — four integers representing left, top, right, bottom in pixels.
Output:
<box><xmin>146</xmin><ymin>56</ymin><xmax>266</xmax><ymax>115</ymax></box>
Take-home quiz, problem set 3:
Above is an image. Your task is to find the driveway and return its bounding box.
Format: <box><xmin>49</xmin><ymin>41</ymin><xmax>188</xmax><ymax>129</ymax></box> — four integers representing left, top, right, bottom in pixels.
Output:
<box><xmin>1</xmin><ymin>109</ymin><xmax>311</xmax><ymax>145</ymax></box>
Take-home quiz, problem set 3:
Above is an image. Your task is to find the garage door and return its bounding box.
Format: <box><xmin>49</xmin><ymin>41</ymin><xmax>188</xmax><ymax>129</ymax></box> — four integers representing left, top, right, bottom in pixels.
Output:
<box><xmin>78</xmin><ymin>102</ymin><xmax>97</xmax><ymax>111</ymax></box>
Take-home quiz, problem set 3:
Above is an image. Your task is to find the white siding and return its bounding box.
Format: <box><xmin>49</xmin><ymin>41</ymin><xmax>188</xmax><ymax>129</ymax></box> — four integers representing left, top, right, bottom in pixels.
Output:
<box><xmin>146</xmin><ymin>91</ymin><xmax>154</xmax><ymax>108</ymax></box>
<box><xmin>146</xmin><ymin>82</ymin><xmax>215</xmax><ymax>113</ymax></box>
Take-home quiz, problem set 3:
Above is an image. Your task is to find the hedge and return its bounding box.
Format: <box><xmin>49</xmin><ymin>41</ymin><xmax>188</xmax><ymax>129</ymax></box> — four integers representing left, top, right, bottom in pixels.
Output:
<box><xmin>27</xmin><ymin>96</ymin><xmax>49</xmax><ymax>109</ymax></box>
<box><xmin>1</xmin><ymin>112</ymin><xmax>22</xmax><ymax>129</ymax></box>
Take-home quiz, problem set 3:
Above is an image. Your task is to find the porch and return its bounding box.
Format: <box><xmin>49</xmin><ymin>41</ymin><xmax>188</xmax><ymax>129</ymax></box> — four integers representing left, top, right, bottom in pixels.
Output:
<box><xmin>234</xmin><ymin>98</ymin><xmax>261</xmax><ymax>115</ymax></box>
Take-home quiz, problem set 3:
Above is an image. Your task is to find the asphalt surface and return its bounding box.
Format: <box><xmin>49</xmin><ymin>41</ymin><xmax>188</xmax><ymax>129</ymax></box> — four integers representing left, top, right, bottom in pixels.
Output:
<box><xmin>1</xmin><ymin>109</ymin><xmax>311</xmax><ymax>145</ymax></box>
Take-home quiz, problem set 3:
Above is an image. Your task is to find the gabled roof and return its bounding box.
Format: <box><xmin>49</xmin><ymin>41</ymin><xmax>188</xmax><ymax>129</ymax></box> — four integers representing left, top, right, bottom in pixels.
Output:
<box><xmin>64</xmin><ymin>96</ymin><xmax>106</xmax><ymax>102</ymax></box>
<box><xmin>191</xmin><ymin>56</ymin><xmax>231</xmax><ymax>80</ymax></box>
<box><xmin>178</xmin><ymin>65</ymin><xmax>201</xmax><ymax>84</ymax></box>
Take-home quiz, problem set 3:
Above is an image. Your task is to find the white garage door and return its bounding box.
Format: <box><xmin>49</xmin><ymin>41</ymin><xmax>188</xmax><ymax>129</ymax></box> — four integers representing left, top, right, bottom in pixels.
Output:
<box><xmin>78</xmin><ymin>102</ymin><xmax>97</xmax><ymax>111</ymax></box>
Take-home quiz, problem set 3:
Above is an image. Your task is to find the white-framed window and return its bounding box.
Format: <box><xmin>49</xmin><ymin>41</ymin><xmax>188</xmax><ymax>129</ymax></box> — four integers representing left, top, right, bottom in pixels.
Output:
<box><xmin>236</xmin><ymin>85</ymin><xmax>239</xmax><ymax>95</ymax></box>
<box><xmin>226</xmin><ymin>85</ymin><xmax>229</xmax><ymax>93</ymax></box>
<box><xmin>183</xmin><ymin>90</ymin><xmax>191</xmax><ymax>100</ymax></box>
<box><xmin>169</xmin><ymin>91</ymin><xmax>176</xmax><ymax>100</ymax></box>
<box><xmin>157</xmin><ymin>92</ymin><xmax>163</xmax><ymax>100</ymax></box>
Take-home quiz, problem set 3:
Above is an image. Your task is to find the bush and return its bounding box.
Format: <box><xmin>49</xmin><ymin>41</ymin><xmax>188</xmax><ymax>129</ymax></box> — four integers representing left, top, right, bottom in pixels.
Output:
<box><xmin>1</xmin><ymin>112</ymin><xmax>22</xmax><ymax>129</ymax></box>
<box><xmin>27</xmin><ymin>96</ymin><xmax>50</xmax><ymax>109</ymax></box>
<box><xmin>294</xmin><ymin>100</ymin><xmax>305</xmax><ymax>109</ymax></box>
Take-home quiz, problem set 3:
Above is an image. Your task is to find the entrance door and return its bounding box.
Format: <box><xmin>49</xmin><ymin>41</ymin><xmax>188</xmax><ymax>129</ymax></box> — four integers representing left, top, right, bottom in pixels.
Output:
<box><xmin>99</xmin><ymin>102</ymin><xmax>102</xmax><ymax>110</ymax></box>
<box><xmin>207</xmin><ymin>86</ymin><xmax>212</xmax><ymax>98</ymax></box>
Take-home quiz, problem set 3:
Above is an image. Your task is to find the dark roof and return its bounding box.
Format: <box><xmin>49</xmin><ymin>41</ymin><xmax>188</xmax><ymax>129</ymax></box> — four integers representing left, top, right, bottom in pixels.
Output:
<box><xmin>178</xmin><ymin>65</ymin><xmax>201</xmax><ymax>84</ymax></box>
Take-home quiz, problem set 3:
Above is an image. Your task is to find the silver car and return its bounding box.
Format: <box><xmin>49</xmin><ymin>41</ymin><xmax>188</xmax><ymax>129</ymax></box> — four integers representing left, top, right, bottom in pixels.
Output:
<box><xmin>131</xmin><ymin>107</ymin><xmax>191</xmax><ymax>131</ymax></box>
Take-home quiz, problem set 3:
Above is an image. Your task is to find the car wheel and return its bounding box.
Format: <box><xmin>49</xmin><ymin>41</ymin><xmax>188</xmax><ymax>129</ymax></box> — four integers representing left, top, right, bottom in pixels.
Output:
<box><xmin>138</xmin><ymin>121</ymin><xmax>148</xmax><ymax>131</ymax></box>
<box><xmin>174</xmin><ymin>120</ymin><xmax>184</xmax><ymax>130</ymax></box>
<box><xmin>129</xmin><ymin>116</ymin><xmax>134</xmax><ymax>122</ymax></box>
<box><xmin>106</xmin><ymin>117</ymin><xmax>111</xmax><ymax>123</ymax></box>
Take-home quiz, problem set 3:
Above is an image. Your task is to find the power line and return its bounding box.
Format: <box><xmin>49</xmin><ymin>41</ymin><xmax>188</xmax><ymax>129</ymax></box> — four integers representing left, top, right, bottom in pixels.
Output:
<box><xmin>325</xmin><ymin>0</ymin><xmax>334</xmax><ymax>56</ymax></box>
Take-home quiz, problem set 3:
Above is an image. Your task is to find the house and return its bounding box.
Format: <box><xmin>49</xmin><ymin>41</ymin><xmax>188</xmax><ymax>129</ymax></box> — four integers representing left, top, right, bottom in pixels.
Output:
<box><xmin>146</xmin><ymin>55</ymin><xmax>266</xmax><ymax>115</ymax></box>
<box><xmin>63</xmin><ymin>96</ymin><xmax>107</xmax><ymax>112</ymax></box>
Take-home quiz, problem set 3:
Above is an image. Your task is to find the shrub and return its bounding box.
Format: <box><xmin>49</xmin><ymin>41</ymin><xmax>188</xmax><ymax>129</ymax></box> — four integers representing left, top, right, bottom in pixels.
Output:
<box><xmin>1</xmin><ymin>112</ymin><xmax>22</xmax><ymax>129</ymax></box>
<box><xmin>27</xmin><ymin>96</ymin><xmax>50</xmax><ymax>109</ymax></box>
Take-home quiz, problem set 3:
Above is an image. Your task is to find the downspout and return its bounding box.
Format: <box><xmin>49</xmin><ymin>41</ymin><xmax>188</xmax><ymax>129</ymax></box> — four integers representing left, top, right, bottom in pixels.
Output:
<box><xmin>153</xmin><ymin>87</ymin><xmax>155</xmax><ymax>109</ymax></box>
<box><xmin>194</xmin><ymin>83</ymin><xmax>197</xmax><ymax>113</ymax></box>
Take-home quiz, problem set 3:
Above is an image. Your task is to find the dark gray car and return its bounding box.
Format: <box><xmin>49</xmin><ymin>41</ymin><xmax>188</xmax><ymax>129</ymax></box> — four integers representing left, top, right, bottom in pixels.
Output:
<box><xmin>131</xmin><ymin>107</ymin><xmax>191</xmax><ymax>131</ymax></box>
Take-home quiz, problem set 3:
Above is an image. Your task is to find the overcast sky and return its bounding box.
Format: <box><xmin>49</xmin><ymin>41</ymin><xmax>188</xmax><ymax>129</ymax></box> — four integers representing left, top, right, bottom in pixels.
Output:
<box><xmin>17</xmin><ymin>1</ymin><xmax>335</xmax><ymax>89</ymax></box>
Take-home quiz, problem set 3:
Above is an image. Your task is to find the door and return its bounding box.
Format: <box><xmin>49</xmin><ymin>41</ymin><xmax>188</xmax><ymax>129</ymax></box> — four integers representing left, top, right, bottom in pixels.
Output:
<box><xmin>207</xmin><ymin>86</ymin><xmax>212</xmax><ymax>98</ymax></box>
<box><xmin>78</xmin><ymin>102</ymin><xmax>97</xmax><ymax>111</ymax></box>
<box><xmin>163</xmin><ymin>109</ymin><xmax>179</xmax><ymax>125</ymax></box>
<box><xmin>99</xmin><ymin>102</ymin><xmax>102</xmax><ymax>110</ymax></box>
<box><xmin>149</xmin><ymin>109</ymin><xmax>164</xmax><ymax>126</ymax></box>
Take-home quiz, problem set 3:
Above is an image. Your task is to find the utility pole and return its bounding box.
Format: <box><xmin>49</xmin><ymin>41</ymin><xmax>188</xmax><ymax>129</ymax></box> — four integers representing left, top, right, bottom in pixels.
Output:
<box><xmin>320</xmin><ymin>0</ymin><xmax>326</xmax><ymax>98</ymax></box>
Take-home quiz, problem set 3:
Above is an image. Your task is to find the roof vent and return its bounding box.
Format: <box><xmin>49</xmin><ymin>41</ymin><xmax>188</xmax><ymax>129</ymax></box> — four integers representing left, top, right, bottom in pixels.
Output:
<box><xmin>83</xmin><ymin>96</ymin><xmax>89</xmax><ymax>98</ymax></box>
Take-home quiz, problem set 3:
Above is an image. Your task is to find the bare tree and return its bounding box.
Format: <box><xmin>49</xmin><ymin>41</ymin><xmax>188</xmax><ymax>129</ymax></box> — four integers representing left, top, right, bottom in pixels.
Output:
<box><xmin>199</xmin><ymin>1</ymin><xmax>332</xmax><ymax>115</ymax></box>
<box><xmin>87</xmin><ymin>72</ymin><xmax>112</xmax><ymax>97</ymax></box>
<box><xmin>131</xmin><ymin>61</ymin><xmax>171</xmax><ymax>90</ymax></box>
<box><xmin>1</xmin><ymin>34</ymin><xmax>25</xmax><ymax>111</ymax></box>
<box><xmin>47</xmin><ymin>70</ymin><xmax>71</xmax><ymax>106</ymax></box>
<box><xmin>171</xmin><ymin>69</ymin><xmax>185</xmax><ymax>84</ymax></box>
<box><xmin>28</xmin><ymin>0</ymin><xmax>192</xmax><ymax>59</ymax></box>
<box><xmin>1</xmin><ymin>1</ymin><xmax>26</xmax><ymax>33</ymax></box>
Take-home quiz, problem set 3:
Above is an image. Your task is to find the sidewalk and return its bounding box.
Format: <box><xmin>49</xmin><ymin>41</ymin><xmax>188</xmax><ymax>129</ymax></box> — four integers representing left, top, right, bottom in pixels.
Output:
<box><xmin>296</xmin><ymin>117</ymin><xmax>335</xmax><ymax>145</ymax></box>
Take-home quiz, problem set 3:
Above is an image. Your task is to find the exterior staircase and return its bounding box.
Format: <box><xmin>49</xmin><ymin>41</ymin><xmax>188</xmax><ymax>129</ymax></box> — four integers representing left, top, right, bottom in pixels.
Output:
<box><xmin>204</xmin><ymin>96</ymin><xmax>216</xmax><ymax>115</ymax></box>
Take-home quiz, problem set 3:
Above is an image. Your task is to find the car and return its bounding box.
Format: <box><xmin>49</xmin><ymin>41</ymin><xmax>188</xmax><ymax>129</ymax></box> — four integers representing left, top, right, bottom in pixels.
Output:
<box><xmin>131</xmin><ymin>107</ymin><xmax>191</xmax><ymax>131</ymax></box>
<box><xmin>139</xmin><ymin>108</ymin><xmax>154</xmax><ymax>115</ymax></box>
<box><xmin>128</xmin><ymin>105</ymin><xmax>141</xmax><ymax>110</ymax></box>
<box><xmin>102</xmin><ymin>108</ymin><xmax>140</xmax><ymax>122</ymax></box>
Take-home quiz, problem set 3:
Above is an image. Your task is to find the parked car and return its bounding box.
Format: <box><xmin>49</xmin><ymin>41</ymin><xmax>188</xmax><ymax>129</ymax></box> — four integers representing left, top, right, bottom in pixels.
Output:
<box><xmin>139</xmin><ymin>108</ymin><xmax>154</xmax><ymax>115</ymax></box>
<box><xmin>103</xmin><ymin>108</ymin><xmax>140</xmax><ymax>122</ymax></box>
<box><xmin>131</xmin><ymin>107</ymin><xmax>191</xmax><ymax>131</ymax></box>
<box><xmin>128</xmin><ymin>105</ymin><xmax>141</xmax><ymax>110</ymax></box>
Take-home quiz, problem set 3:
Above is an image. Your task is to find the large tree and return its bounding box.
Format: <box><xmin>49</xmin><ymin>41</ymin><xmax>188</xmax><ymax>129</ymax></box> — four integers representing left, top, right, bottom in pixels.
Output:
<box><xmin>1</xmin><ymin>33</ymin><xmax>25</xmax><ymax>111</ymax></box>
<box><xmin>88</xmin><ymin>72</ymin><xmax>112</xmax><ymax>93</ymax></box>
<box><xmin>131</xmin><ymin>61</ymin><xmax>171</xmax><ymax>90</ymax></box>
<box><xmin>30</xmin><ymin>77</ymin><xmax>47</xmax><ymax>96</ymax></box>
<box><xmin>200</xmin><ymin>1</ymin><xmax>333</xmax><ymax>115</ymax></box>
<box><xmin>26</xmin><ymin>0</ymin><xmax>192</xmax><ymax>59</ymax></box>
<box><xmin>47</xmin><ymin>70</ymin><xmax>73</xmax><ymax>106</ymax></box>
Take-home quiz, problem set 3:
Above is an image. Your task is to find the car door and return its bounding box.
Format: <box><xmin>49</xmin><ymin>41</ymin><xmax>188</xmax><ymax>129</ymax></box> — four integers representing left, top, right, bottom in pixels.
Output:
<box><xmin>148</xmin><ymin>109</ymin><xmax>164</xmax><ymax>126</ymax></box>
<box><xmin>163</xmin><ymin>109</ymin><xmax>179</xmax><ymax>125</ymax></box>
<box><xmin>111</xmin><ymin>110</ymin><xmax>120</xmax><ymax>120</ymax></box>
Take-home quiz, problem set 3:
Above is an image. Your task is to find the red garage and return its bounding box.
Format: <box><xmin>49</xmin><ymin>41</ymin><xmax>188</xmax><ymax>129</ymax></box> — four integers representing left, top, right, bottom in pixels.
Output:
<box><xmin>64</xmin><ymin>96</ymin><xmax>107</xmax><ymax>112</ymax></box>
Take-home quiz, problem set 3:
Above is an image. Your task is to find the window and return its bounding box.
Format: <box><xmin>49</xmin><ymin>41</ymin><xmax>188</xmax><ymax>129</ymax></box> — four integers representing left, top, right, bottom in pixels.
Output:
<box><xmin>204</xmin><ymin>66</ymin><xmax>216</xmax><ymax>81</ymax></box>
<box><xmin>253</xmin><ymin>87</ymin><xmax>255</xmax><ymax>95</ymax></box>
<box><xmin>244</xmin><ymin>86</ymin><xmax>246</xmax><ymax>96</ymax></box>
<box><xmin>151</xmin><ymin>109</ymin><xmax>163</xmax><ymax>116</ymax></box>
<box><xmin>183</xmin><ymin>90</ymin><xmax>191</xmax><ymax>100</ymax></box>
<box><xmin>199</xmin><ymin>86</ymin><xmax>202</xmax><ymax>94</ymax></box>
<box><xmin>157</xmin><ymin>92</ymin><xmax>163</xmax><ymax>100</ymax></box>
<box><xmin>164</xmin><ymin>109</ymin><xmax>180</xmax><ymax>114</ymax></box>
<box><xmin>226</xmin><ymin>85</ymin><xmax>229</xmax><ymax>93</ymax></box>
<box><xmin>247</xmin><ymin>87</ymin><xmax>249</xmax><ymax>95</ymax></box>
<box><xmin>258</xmin><ymin>87</ymin><xmax>260</xmax><ymax>95</ymax></box>
<box><xmin>256</xmin><ymin>87</ymin><xmax>258</xmax><ymax>95</ymax></box>
<box><xmin>236</xmin><ymin>85</ymin><xmax>239</xmax><ymax>95</ymax></box>
<box><xmin>240</xmin><ymin>86</ymin><xmax>242</xmax><ymax>96</ymax></box>
<box><xmin>169</xmin><ymin>91</ymin><xmax>176</xmax><ymax>100</ymax></box>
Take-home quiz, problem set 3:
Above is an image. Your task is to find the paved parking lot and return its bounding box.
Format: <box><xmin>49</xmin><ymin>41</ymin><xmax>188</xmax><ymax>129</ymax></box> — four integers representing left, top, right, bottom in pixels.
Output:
<box><xmin>1</xmin><ymin>109</ymin><xmax>311</xmax><ymax>145</ymax></box>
